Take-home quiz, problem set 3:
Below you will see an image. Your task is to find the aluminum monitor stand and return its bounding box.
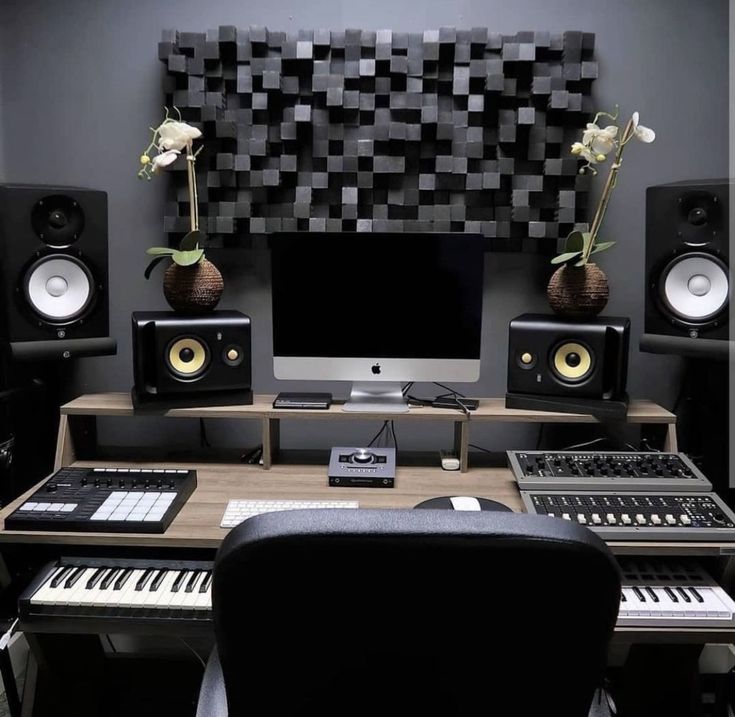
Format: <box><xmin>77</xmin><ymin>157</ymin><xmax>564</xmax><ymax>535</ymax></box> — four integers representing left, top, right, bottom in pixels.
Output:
<box><xmin>343</xmin><ymin>382</ymin><xmax>409</xmax><ymax>413</ymax></box>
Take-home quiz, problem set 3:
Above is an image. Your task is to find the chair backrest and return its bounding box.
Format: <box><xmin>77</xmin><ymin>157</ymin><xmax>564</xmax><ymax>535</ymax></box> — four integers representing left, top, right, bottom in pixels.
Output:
<box><xmin>213</xmin><ymin>509</ymin><xmax>621</xmax><ymax>717</ymax></box>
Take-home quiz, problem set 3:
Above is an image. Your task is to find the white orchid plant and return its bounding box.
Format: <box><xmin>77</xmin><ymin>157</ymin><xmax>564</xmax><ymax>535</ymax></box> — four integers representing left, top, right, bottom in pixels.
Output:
<box><xmin>139</xmin><ymin>108</ymin><xmax>207</xmax><ymax>279</ymax></box>
<box><xmin>552</xmin><ymin>107</ymin><xmax>655</xmax><ymax>267</ymax></box>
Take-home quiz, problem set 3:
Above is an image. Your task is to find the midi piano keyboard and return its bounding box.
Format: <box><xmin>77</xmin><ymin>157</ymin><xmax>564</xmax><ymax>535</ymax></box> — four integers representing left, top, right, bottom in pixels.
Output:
<box><xmin>508</xmin><ymin>451</ymin><xmax>711</xmax><ymax>492</ymax></box>
<box><xmin>19</xmin><ymin>557</ymin><xmax>735</xmax><ymax>634</ymax></box>
<box><xmin>617</xmin><ymin>559</ymin><xmax>735</xmax><ymax>629</ymax></box>
<box><xmin>521</xmin><ymin>491</ymin><xmax>735</xmax><ymax>541</ymax></box>
<box><xmin>5</xmin><ymin>467</ymin><xmax>197</xmax><ymax>534</ymax></box>
<box><xmin>19</xmin><ymin>558</ymin><xmax>213</xmax><ymax>633</ymax></box>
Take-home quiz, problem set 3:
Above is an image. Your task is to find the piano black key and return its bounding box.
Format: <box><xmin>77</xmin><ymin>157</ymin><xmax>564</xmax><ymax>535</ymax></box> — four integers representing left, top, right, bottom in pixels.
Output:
<box><xmin>676</xmin><ymin>587</ymin><xmax>692</xmax><ymax>603</ymax></box>
<box><xmin>632</xmin><ymin>586</ymin><xmax>646</xmax><ymax>602</ymax></box>
<box><xmin>689</xmin><ymin>587</ymin><xmax>704</xmax><ymax>603</ymax></box>
<box><xmin>185</xmin><ymin>571</ymin><xmax>202</xmax><ymax>593</ymax></box>
<box><xmin>199</xmin><ymin>571</ymin><xmax>213</xmax><ymax>594</ymax></box>
<box><xmin>135</xmin><ymin>569</ymin><xmax>155</xmax><ymax>591</ymax></box>
<box><xmin>664</xmin><ymin>587</ymin><xmax>679</xmax><ymax>603</ymax></box>
<box><xmin>171</xmin><ymin>571</ymin><xmax>188</xmax><ymax>593</ymax></box>
<box><xmin>644</xmin><ymin>587</ymin><xmax>659</xmax><ymax>603</ymax></box>
<box><xmin>86</xmin><ymin>567</ymin><xmax>107</xmax><ymax>590</ymax></box>
<box><xmin>149</xmin><ymin>569</ymin><xmax>166</xmax><ymax>592</ymax></box>
<box><xmin>100</xmin><ymin>568</ymin><xmax>121</xmax><ymax>590</ymax></box>
<box><xmin>114</xmin><ymin>568</ymin><xmax>134</xmax><ymax>591</ymax></box>
<box><xmin>50</xmin><ymin>566</ymin><xmax>73</xmax><ymax>588</ymax></box>
<box><xmin>65</xmin><ymin>567</ymin><xmax>86</xmax><ymax>589</ymax></box>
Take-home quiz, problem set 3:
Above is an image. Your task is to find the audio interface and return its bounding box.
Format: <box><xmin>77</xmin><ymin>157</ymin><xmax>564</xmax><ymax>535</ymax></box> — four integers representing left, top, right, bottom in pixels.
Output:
<box><xmin>328</xmin><ymin>447</ymin><xmax>395</xmax><ymax>488</ymax></box>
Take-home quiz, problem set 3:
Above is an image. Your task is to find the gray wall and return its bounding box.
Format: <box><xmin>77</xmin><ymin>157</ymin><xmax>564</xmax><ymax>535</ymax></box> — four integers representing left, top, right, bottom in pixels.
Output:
<box><xmin>0</xmin><ymin>0</ymin><xmax>728</xmax><ymax>453</ymax></box>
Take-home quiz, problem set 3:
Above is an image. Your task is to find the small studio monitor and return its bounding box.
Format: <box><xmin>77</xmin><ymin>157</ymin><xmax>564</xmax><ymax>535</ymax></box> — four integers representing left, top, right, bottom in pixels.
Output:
<box><xmin>506</xmin><ymin>313</ymin><xmax>630</xmax><ymax>418</ymax></box>
<box><xmin>640</xmin><ymin>180</ymin><xmax>731</xmax><ymax>359</ymax></box>
<box><xmin>132</xmin><ymin>311</ymin><xmax>253</xmax><ymax>408</ymax></box>
<box><xmin>0</xmin><ymin>184</ymin><xmax>116</xmax><ymax>361</ymax></box>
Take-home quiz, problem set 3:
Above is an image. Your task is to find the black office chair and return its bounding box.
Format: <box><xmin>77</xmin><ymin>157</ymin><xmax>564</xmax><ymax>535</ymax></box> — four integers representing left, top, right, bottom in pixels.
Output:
<box><xmin>196</xmin><ymin>509</ymin><xmax>621</xmax><ymax>717</ymax></box>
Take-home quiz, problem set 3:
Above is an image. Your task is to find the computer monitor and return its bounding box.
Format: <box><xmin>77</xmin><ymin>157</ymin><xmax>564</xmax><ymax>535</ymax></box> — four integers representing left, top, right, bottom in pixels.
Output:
<box><xmin>269</xmin><ymin>232</ymin><xmax>485</xmax><ymax>412</ymax></box>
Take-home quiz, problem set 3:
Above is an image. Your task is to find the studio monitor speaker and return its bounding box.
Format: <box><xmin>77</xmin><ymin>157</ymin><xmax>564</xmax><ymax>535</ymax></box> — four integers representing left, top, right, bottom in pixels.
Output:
<box><xmin>131</xmin><ymin>311</ymin><xmax>253</xmax><ymax>408</ymax></box>
<box><xmin>640</xmin><ymin>179</ymin><xmax>731</xmax><ymax>359</ymax></box>
<box><xmin>0</xmin><ymin>184</ymin><xmax>116</xmax><ymax>361</ymax></box>
<box><xmin>506</xmin><ymin>313</ymin><xmax>630</xmax><ymax>418</ymax></box>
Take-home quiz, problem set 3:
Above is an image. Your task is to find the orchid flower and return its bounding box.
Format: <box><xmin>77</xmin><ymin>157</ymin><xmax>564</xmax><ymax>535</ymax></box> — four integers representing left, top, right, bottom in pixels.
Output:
<box><xmin>582</xmin><ymin>123</ymin><xmax>618</xmax><ymax>156</ymax></box>
<box><xmin>631</xmin><ymin>112</ymin><xmax>655</xmax><ymax>143</ymax></box>
<box><xmin>157</xmin><ymin>120</ymin><xmax>202</xmax><ymax>151</ymax></box>
<box><xmin>150</xmin><ymin>149</ymin><xmax>180</xmax><ymax>173</ymax></box>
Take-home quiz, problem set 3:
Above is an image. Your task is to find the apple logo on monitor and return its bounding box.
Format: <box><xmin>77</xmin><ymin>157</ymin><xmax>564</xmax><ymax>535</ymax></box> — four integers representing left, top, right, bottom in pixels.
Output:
<box><xmin>371</xmin><ymin>363</ymin><xmax>381</xmax><ymax>375</ymax></box>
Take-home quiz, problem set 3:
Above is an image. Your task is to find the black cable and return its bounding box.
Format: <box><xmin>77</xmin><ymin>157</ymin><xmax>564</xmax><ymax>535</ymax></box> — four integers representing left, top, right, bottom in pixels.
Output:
<box><xmin>432</xmin><ymin>382</ymin><xmax>466</xmax><ymax>398</ymax></box>
<box><xmin>469</xmin><ymin>443</ymin><xmax>493</xmax><ymax>454</ymax></box>
<box><xmin>401</xmin><ymin>382</ymin><xmax>414</xmax><ymax>396</ymax></box>
<box><xmin>368</xmin><ymin>421</ymin><xmax>388</xmax><ymax>447</ymax></box>
<box><xmin>561</xmin><ymin>436</ymin><xmax>608</xmax><ymax>451</ymax></box>
<box><xmin>390</xmin><ymin>421</ymin><xmax>398</xmax><ymax>451</ymax></box>
<box><xmin>199</xmin><ymin>418</ymin><xmax>211</xmax><ymax>448</ymax></box>
<box><xmin>536</xmin><ymin>423</ymin><xmax>545</xmax><ymax>450</ymax></box>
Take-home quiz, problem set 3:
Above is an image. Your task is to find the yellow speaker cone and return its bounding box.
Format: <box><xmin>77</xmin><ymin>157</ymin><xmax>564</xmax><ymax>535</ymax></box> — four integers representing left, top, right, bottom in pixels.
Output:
<box><xmin>552</xmin><ymin>342</ymin><xmax>593</xmax><ymax>381</ymax></box>
<box><xmin>167</xmin><ymin>337</ymin><xmax>209</xmax><ymax>378</ymax></box>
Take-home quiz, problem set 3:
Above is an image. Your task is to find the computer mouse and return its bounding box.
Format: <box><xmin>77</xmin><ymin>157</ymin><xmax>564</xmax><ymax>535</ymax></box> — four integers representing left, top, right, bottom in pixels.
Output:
<box><xmin>414</xmin><ymin>496</ymin><xmax>512</xmax><ymax>512</ymax></box>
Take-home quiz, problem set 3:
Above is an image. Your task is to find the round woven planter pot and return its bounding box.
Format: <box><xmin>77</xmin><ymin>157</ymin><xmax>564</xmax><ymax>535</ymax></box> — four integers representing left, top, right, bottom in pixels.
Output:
<box><xmin>163</xmin><ymin>258</ymin><xmax>224</xmax><ymax>314</ymax></box>
<box><xmin>547</xmin><ymin>263</ymin><xmax>609</xmax><ymax>317</ymax></box>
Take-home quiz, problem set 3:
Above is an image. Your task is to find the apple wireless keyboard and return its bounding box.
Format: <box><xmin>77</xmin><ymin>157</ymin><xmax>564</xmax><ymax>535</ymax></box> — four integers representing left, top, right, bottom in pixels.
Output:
<box><xmin>220</xmin><ymin>499</ymin><xmax>360</xmax><ymax>528</ymax></box>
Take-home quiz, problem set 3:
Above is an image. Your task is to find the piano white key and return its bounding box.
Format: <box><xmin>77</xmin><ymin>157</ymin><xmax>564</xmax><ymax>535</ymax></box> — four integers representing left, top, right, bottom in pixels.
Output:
<box><xmin>63</xmin><ymin>569</ymin><xmax>98</xmax><ymax>607</ymax></box>
<box><xmin>110</xmin><ymin>569</ymin><xmax>146</xmax><ymax>608</ymax></box>
<box><xmin>151</xmin><ymin>571</ymin><xmax>180</xmax><ymax>608</ymax></box>
<box><xmin>181</xmin><ymin>573</ymin><xmax>205</xmax><ymax>608</ymax></box>
<box><xmin>166</xmin><ymin>571</ymin><xmax>194</xmax><ymax>609</ymax></box>
<box><xmin>75</xmin><ymin>568</ymin><xmax>110</xmax><ymax>606</ymax></box>
<box><xmin>194</xmin><ymin>575</ymin><xmax>212</xmax><ymax>610</ymax></box>
<box><xmin>29</xmin><ymin>567</ymin><xmax>67</xmax><ymax>606</ymax></box>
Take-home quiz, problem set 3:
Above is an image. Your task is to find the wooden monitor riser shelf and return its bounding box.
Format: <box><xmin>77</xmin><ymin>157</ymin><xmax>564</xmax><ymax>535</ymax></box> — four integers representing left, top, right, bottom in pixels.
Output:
<box><xmin>58</xmin><ymin>393</ymin><xmax>678</xmax><ymax>472</ymax></box>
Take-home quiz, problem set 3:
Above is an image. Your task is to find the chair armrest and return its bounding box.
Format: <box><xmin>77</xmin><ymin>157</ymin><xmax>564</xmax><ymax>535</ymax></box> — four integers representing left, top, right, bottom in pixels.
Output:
<box><xmin>195</xmin><ymin>648</ymin><xmax>228</xmax><ymax>717</ymax></box>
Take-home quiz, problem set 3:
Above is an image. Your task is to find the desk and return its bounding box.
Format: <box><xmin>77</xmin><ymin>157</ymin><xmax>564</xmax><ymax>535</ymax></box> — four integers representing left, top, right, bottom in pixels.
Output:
<box><xmin>0</xmin><ymin>394</ymin><xmax>732</xmax><ymax>647</ymax></box>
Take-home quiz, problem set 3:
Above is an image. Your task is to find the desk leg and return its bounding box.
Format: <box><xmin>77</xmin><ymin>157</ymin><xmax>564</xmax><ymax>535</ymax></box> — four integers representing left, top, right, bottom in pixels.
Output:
<box><xmin>454</xmin><ymin>422</ymin><xmax>469</xmax><ymax>473</ymax></box>
<box><xmin>24</xmin><ymin>633</ymin><xmax>105</xmax><ymax>717</ymax></box>
<box><xmin>54</xmin><ymin>415</ymin><xmax>97</xmax><ymax>470</ymax></box>
<box><xmin>663</xmin><ymin>423</ymin><xmax>678</xmax><ymax>453</ymax></box>
<box><xmin>262</xmin><ymin>418</ymin><xmax>281</xmax><ymax>470</ymax></box>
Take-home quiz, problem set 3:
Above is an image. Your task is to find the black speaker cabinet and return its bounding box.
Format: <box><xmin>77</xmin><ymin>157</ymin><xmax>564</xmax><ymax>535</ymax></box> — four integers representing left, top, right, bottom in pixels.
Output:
<box><xmin>132</xmin><ymin>311</ymin><xmax>253</xmax><ymax>408</ymax></box>
<box><xmin>0</xmin><ymin>184</ymin><xmax>116</xmax><ymax>361</ymax></box>
<box><xmin>641</xmin><ymin>179</ymin><xmax>731</xmax><ymax>359</ymax></box>
<box><xmin>506</xmin><ymin>313</ymin><xmax>630</xmax><ymax>418</ymax></box>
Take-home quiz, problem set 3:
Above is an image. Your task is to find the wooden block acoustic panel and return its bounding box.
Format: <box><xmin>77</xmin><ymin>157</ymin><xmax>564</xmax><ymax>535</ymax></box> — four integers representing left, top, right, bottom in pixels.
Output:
<box><xmin>159</xmin><ymin>27</ymin><xmax>596</xmax><ymax>252</ymax></box>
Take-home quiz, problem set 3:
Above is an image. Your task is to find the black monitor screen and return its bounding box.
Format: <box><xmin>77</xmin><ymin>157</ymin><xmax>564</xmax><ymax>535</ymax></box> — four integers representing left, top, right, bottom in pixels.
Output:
<box><xmin>270</xmin><ymin>233</ymin><xmax>485</xmax><ymax>359</ymax></box>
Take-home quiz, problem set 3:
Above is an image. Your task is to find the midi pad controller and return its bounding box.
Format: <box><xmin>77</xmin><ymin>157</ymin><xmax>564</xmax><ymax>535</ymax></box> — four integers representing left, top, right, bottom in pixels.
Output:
<box><xmin>521</xmin><ymin>491</ymin><xmax>735</xmax><ymax>541</ymax></box>
<box><xmin>508</xmin><ymin>451</ymin><xmax>711</xmax><ymax>492</ymax></box>
<box><xmin>5</xmin><ymin>467</ymin><xmax>197</xmax><ymax>534</ymax></box>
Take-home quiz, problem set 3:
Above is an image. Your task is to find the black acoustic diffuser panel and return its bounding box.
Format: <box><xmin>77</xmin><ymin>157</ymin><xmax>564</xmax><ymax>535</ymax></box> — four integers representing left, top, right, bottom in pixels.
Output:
<box><xmin>159</xmin><ymin>26</ymin><xmax>597</xmax><ymax>251</ymax></box>
<box><xmin>0</xmin><ymin>184</ymin><xmax>116</xmax><ymax>361</ymax></box>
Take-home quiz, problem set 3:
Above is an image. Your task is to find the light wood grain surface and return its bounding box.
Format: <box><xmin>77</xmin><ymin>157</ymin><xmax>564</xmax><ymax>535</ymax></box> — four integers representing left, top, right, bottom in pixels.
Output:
<box><xmin>60</xmin><ymin>393</ymin><xmax>675</xmax><ymax>423</ymax></box>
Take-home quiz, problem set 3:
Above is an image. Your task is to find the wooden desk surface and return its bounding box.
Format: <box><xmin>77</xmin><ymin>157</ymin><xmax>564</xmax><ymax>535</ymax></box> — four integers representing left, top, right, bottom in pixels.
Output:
<box><xmin>61</xmin><ymin>393</ymin><xmax>675</xmax><ymax>424</ymax></box>
<box><xmin>0</xmin><ymin>461</ymin><xmax>729</xmax><ymax>556</ymax></box>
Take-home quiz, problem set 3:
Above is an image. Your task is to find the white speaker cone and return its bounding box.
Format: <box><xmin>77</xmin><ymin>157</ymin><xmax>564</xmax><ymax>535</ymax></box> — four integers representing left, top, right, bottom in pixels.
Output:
<box><xmin>661</xmin><ymin>254</ymin><xmax>729</xmax><ymax>322</ymax></box>
<box><xmin>25</xmin><ymin>255</ymin><xmax>93</xmax><ymax>322</ymax></box>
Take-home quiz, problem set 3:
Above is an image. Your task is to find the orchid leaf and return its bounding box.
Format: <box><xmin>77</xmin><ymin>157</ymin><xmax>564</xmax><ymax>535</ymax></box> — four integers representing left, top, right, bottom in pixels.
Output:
<box><xmin>144</xmin><ymin>256</ymin><xmax>168</xmax><ymax>280</ymax></box>
<box><xmin>588</xmin><ymin>240</ymin><xmax>617</xmax><ymax>255</ymax></box>
<box><xmin>179</xmin><ymin>230</ymin><xmax>205</xmax><ymax>251</ymax></box>
<box><xmin>574</xmin><ymin>257</ymin><xmax>590</xmax><ymax>267</ymax></box>
<box><xmin>172</xmin><ymin>248</ymin><xmax>204</xmax><ymax>266</ymax></box>
<box><xmin>145</xmin><ymin>247</ymin><xmax>176</xmax><ymax>256</ymax></box>
<box><xmin>563</xmin><ymin>230</ymin><xmax>590</xmax><ymax>254</ymax></box>
<box><xmin>551</xmin><ymin>250</ymin><xmax>583</xmax><ymax>265</ymax></box>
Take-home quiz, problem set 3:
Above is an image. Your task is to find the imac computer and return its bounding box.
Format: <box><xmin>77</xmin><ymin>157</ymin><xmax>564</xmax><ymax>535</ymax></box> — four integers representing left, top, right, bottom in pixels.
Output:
<box><xmin>270</xmin><ymin>232</ymin><xmax>485</xmax><ymax>412</ymax></box>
